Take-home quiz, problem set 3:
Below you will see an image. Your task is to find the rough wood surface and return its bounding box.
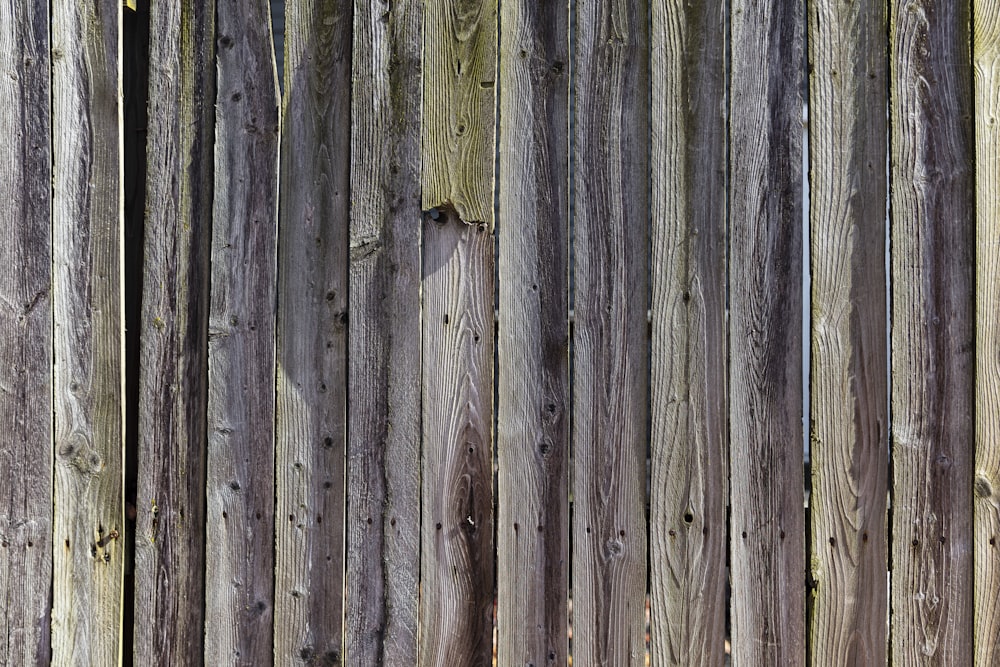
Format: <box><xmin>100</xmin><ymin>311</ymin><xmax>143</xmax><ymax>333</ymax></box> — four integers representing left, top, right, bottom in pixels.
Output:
<box><xmin>648</xmin><ymin>1</ymin><xmax>727</xmax><ymax>664</ymax></box>
<box><xmin>346</xmin><ymin>0</ymin><xmax>423</xmax><ymax>663</ymax></box>
<box><xmin>420</xmin><ymin>0</ymin><xmax>496</xmax><ymax>226</ymax></box>
<box><xmin>274</xmin><ymin>0</ymin><xmax>352</xmax><ymax>664</ymax></box>
<box><xmin>50</xmin><ymin>1</ymin><xmax>125</xmax><ymax>664</ymax></box>
<box><xmin>728</xmin><ymin>0</ymin><xmax>805</xmax><ymax>663</ymax></box>
<box><xmin>889</xmin><ymin>1</ymin><xmax>974</xmax><ymax>664</ymax></box>
<box><xmin>975</xmin><ymin>2</ymin><xmax>1000</xmax><ymax>664</ymax></box>
<box><xmin>0</xmin><ymin>2</ymin><xmax>52</xmax><ymax>664</ymax></box>
<box><xmin>571</xmin><ymin>0</ymin><xmax>649</xmax><ymax>662</ymax></box>
<box><xmin>204</xmin><ymin>2</ymin><xmax>280</xmax><ymax>664</ymax></box>
<box><xmin>806</xmin><ymin>0</ymin><xmax>889</xmax><ymax>663</ymax></box>
<box><xmin>496</xmin><ymin>0</ymin><xmax>569</xmax><ymax>663</ymax></box>
<box><xmin>132</xmin><ymin>2</ymin><xmax>215</xmax><ymax>664</ymax></box>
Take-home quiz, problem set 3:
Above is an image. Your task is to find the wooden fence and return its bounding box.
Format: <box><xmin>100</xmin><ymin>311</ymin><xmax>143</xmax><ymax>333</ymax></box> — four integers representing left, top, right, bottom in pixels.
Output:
<box><xmin>1</xmin><ymin>0</ymin><xmax>998</xmax><ymax>665</ymax></box>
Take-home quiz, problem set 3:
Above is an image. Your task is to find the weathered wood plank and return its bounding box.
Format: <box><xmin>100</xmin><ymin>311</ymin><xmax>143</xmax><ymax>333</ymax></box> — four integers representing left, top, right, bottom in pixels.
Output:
<box><xmin>346</xmin><ymin>0</ymin><xmax>423</xmax><ymax>662</ymax></box>
<box><xmin>975</xmin><ymin>2</ymin><xmax>1000</xmax><ymax>663</ymax></box>
<box><xmin>0</xmin><ymin>1</ymin><xmax>52</xmax><ymax>664</ymax></box>
<box><xmin>728</xmin><ymin>0</ymin><xmax>805</xmax><ymax>663</ymax></box>
<box><xmin>132</xmin><ymin>1</ymin><xmax>215</xmax><ymax>663</ymax></box>
<box><xmin>204</xmin><ymin>2</ymin><xmax>280</xmax><ymax>664</ymax></box>
<box><xmin>496</xmin><ymin>0</ymin><xmax>569</xmax><ymax>664</ymax></box>
<box><xmin>274</xmin><ymin>0</ymin><xmax>351</xmax><ymax>664</ymax></box>
<box><xmin>571</xmin><ymin>0</ymin><xmax>649</xmax><ymax>662</ymax></box>
<box><xmin>50</xmin><ymin>1</ymin><xmax>125</xmax><ymax>664</ymax></box>
<box><xmin>806</xmin><ymin>0</ymin><xmax>889</xmax><ymax>663</ymax></box>
<box><xmin>648</xmin><ymin>0</ymin><xmax>727</xmax><ymax>664</ymax></box>
<box><xmin>889</xmin><ymin>1</ymin><xmax>974</xmax><ymax>663</ymax></box>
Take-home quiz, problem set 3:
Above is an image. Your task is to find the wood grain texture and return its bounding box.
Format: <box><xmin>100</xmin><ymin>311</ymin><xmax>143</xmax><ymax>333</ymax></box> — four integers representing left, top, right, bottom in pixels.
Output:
<box><xmin>419</xmin><ymin>214</ymin><xmax>495</xmax><ymax>666</ymax></box>
<box><xmin>975</xmin><ymin>2</ymin><xmax>1000</xmax><ymax>664</ymax></box>
<box><xmin>728</xmin><ymin>0</ymin><xmax>804</xmax><ymax>663</ymax></box>
<box><xmin>346</xmin><ymin>0</ymin><xmax>423</xmax><ymax>662</ymax></box>
<box><xmin>889</xmin><ymin>1</ymin><xmax>974</xmax><ymax>663</ymax></box>
<box><xmin>648</xmin><ymin>0</ymin><xmax>727</xmax><ymax>664</ymax></box>
<box><xmin>420</xmin><ymin>0</ymin><xmax>497</xmax><ymax>226</ymax></box>
<box><xmin>806</xmin><ymin>0</ymin><xmax>889</xmax><ymax>663</ymax></box>
<box><xmin>50</xmin><ymin>1</ymin><xmax>125</xmax><ymax>664</ymax></box>
<box><xmin>273</xmin><ymin>1</ymin><xmax>351</xmax><ymax>664</ymax></box>
<box><xmin>496</xmin><ymin>0</ymin><xmax>569</xmax><ymax>663</ymax></box>
<box><xmin>571</xmin><ymin>0</ymin><xmax>649</xmax><ymax>662</ymax></box>
<box><xmin>204</xmin><ymin>2</ymin><xmax>280</xmax><ymax>664</ymax></box>
<box><xmin>0</xmin><ymin>1</ymin><xmax>52</xmax><ymax>664</ymax></box>
<box><xmin>132</xmin><ymin>1</ymin><xmax>215</xmax><ymax>663</ymax></box>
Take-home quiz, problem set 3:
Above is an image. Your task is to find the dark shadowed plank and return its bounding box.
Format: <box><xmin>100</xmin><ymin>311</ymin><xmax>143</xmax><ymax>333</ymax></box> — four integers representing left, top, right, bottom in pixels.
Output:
<box><xmin>50</xmin><ymin>1</ymin><xmax>125</xmax><ymax>663</ymax></box>
<box><xmin>346</xmin><ymin>0</ymin><xmax>422</xmax><ymax>662</ymax></box>
<box><xmin>571</xmin><ymin>0</ymin><xmax>649</xmax><ymax>662</ymax></box>
<box><xmin>806</xmin><ymin>0</ymin><xmax>889</xmax><ymax>663</ymax></box>
<box><xmin>496</xmin><ymin>0</ymin><xmax>569</xmax><ymax>663</ymax></box>
<box><xmin>889</xmin><ymin>1</ymin><xmax>974</xmax><ymax>663</ymax></box>
<box><xmin>132</xmin><ymin>1</ymin><xmax>215</xmax><ymax>664</ymax></box>
<box><xmin>648</xmin><ymin>0</ymin><xmax>728</xmax><ymax>664</ymax></box>
<box><xmin>0</xmin><ymin>2</ymin><xmax>52</xmax><ymax>664</ymax></box>
<box><xmin>273</xmin><ymin>1</ymin><xmax>351</xmax><ymax>664</ymax></box>
<box><xmin>204</xmin><ymin>2</ymin><xmax>280</xmax><ymax>664</ymax></box>
<box><xmin>728</xmin><ymin>0</ymin><xmax>805</xmax><ymax>663</ymax></box>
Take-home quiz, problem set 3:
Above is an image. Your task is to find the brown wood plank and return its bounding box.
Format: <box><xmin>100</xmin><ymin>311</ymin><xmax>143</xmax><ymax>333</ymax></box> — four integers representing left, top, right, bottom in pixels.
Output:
<box><xmin>346</xmin><ymin>0</ymin><xmax>423</xmax><ymax>662</ymax></box>
<box><xmin>203</xmin><ymin>2</ymin><xmax>280</xmax><ymax>664</ymax></box>
<box><xmin>728</xmin><ymin>0</ymin><xmax>805</xmax><ymax>663</ymax></box>
<box><xmin>495</xmin><ymin>0</ymin><xmax>569</xmax><ymax>663</ymax></box>
<box><xmin>273</xmin><ymin>0</ymin><xmax>352</xmax><ymax>664</ymax></box>
<box><xmin>571</xmin><ymin>0</ymin><xmax>649</xmax><ymax>662</ymax></box>
<box><xmin>50</xmin><ymin>1</ymin><xmax>125</xmax><ymax>663</ymax></box>
<box><xmin>648</xmin><ymin>0</ymin><xmax>728</xmax><ymax>664</ymax></box>
<box><xmin>975</xmin><ymin>2</ymin><xmax>1000</xmax><ymax>663</ymax></box>
<box><xmin>132</xmin><ymin>1</ymin><xmax>215</xmax><ymax>663</ymax></box>
<box><xmin>806</xmin><ymin>0</ymin><xmax>889</xmax><ymax>663</ymax></box>
<box><xmin>889</xmin><ymin>1</ymin><xmax>974</xmax><ymax>663</ymax></box>
<box><xmin>0</xmin><ymin>1</ymin><xmax>53</xmax><ymax>664</ymax></box>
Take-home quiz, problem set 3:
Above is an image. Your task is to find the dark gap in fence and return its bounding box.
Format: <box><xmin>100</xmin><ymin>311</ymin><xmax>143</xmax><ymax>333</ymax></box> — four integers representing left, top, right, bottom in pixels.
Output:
<box><xmin>270</xmin><ymin>0</ymin><xmax>285</xmax><ymax>94</ymax></box>
<box><xmin>122</xmin><ymin>3</ymin><xmax>151</xmax><ymax>666</ymax></box>
<box><xmin>801</xmin><ymin>7</ymin><xmax>813</xmax><ymax>660</ymax></box>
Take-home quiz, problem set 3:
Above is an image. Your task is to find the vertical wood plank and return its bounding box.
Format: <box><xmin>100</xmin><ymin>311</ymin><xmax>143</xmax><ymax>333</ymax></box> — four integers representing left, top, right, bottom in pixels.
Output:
<box><xmin>50</xmin><ymin>1</ymin><xmax>125</xmax><ymax>664</ymax></box>
<box><xmin>728</xmin><ymin>0</ymin><xmax>805</xmax><ymax>663</ymax></box>
<box><xmin>0</xmin><ymin>1</ymin><xmax>52</xmax><ymax>664</ymax></box>
<box><xmin>346</xmin><ymin>0</ymin><xmax>423</xmax><ymax>662</ymax></box>
<box><xmin>132</xmin><ymin>1</ymin><xmax>215</xmax><ymax>663</ymax></box>
<box><xmin>889</xmin><ymin>0</ymin><xmax>974</xmax><ymax>663</ymax></box>
<box><xmin>273</xmin><ymin>1</ymin><xmax>351</xmax><ymax>664</ymax></box>
<box><xmin>975</xmin><ymin>1</ymin><xmax>1000</xmax><ymax>663</ymax></box>
<box><xmin>806</xmin><ymin>0</ymin><xmax>889</xmax><ymax>663</ymax></box>
<box><xmin>419</xmin><ymin>0</ymin><xmax>496</xmax><ymax>661</ymax></box>
<box><xmin>204</xmin><ymin>2</ymin><xmax>280</xmax><ymax>664</ymax></box>
<box><xmin>571</xmin><ymin>0</ymin><xmax>649</xmax><ymax>662</ymax></box>
<box><xmin>496</xmin><ymin>0</ymin><xmax>569</xmax><ymax>663</ymax></box>
<box><xmin>648</xmin><ymin>0</ymin><xmax>728</xmax><ymax>664</ymax></box>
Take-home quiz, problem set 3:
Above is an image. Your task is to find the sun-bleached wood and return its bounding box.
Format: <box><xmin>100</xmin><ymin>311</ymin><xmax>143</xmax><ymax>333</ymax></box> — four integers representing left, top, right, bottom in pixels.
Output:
<box><xmin>649</xmin><ymin>1</ymin><xmax>727</xmax><ymax>664</ymax></box>
<box><xmin>0</xmin><ymin>2</ymin><xmax>52</xmax><ymax>664</ymax></box>
<box><xmin>204</xmin><ymin>2</ymin><xmax>281</xmax><ymax>664</ymax></box>
<box><xmin>346</xmin><ymin>0</ymin><xmax>423</xmax><ymax>663</ymax></box>
<box><xmin>496</xmin><ymin>0</ymin><xmax>569</xmax><ymax>663</ymax></box>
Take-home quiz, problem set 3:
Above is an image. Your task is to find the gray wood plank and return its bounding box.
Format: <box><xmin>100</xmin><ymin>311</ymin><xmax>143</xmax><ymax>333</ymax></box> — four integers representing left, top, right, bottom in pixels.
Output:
<box><xmin>273</xmin><ymin>0</ymin><xmax>351</xmax><ymax>664</ymax></box>
<box><xmin>648</xmin><ymin>0</ymin><xmax>728</xmax><ymax>664</ymax></box>
<box><xmin>728</xmin><ymin>0</ymin><xmax>805</xmax><ymax>663</ymax></box>
<box><xmin>132</xmin><ymin>1</ymin><xmax>215</xmax><ymax>664</ymax></box>
<box><xmin>203</xmin><ymin>2</ymin><xmax>280</xmax><ymax>664</ymax></box>
<box><xmin>50</xmin><ymin>1</ymin><xmax>126</xmax><ymax>664</ymax></box>
<box><xmin>0</xmin><ymin>2</ymin><xmax>53</xmax><ymax>664</ymax></box>
<box><xmin>346</xmin><ymin>0</ymin><xmax>423</xmax><ymax>662</ymax></box>
<box><xmin>571</xmin><ymin>0</ymin><xmax>650</xmax><ymax>662</ymax></box>
<box><xmin>889</xmin><ymin>1</ymin><xmax>974</xmax><ymax>663</ymax></box>
<box><xmin>806</xmin><ymin>0</ymin><xmax>889</xmax><ymax>663</ymax></box>
<box><xmin>496</xmin><ymin>0</ymin><xmax>569</xmax><ymax>663</ymax></box>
